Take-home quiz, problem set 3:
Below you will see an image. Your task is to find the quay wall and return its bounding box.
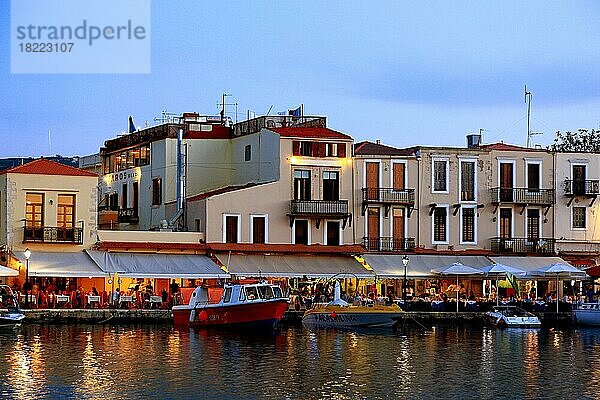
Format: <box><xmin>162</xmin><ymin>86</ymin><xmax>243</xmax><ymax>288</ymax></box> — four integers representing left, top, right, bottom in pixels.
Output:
<box><xmin>22</xmin><ymin>309</ymin><xmax>574</xmax><ymax>326</ymax></box>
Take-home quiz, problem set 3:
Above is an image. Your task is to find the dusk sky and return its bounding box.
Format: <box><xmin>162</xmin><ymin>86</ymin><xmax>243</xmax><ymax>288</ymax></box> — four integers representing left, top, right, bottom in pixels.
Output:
<box><xmin>1</xmin><ymin>1</ymin><xmax>599</xmax><ymax>157</ymax></box>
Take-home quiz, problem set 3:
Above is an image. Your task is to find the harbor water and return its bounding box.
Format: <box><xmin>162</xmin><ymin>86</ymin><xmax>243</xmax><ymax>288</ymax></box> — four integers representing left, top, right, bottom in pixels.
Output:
<box><xmin>1</xmin><ymin>323</ymin><xmax>600</xmax><ymax>399</ymax></box>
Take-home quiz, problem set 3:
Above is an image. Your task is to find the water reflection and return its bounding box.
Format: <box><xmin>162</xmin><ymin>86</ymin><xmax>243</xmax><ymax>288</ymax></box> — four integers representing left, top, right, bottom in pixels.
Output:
<box><xmin>1</xmin><ymin>324</ymin><xmax>600</xmax><ymax>399</ymax></box>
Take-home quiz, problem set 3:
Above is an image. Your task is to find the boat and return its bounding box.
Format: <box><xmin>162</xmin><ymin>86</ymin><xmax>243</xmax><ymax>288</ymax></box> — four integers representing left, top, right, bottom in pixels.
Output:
<box><xmin>484</xmin><ymin>306</ymin><xmax>541</xmax><ymax>328</ymax></box>
<box><xmin>572</xmin><ymin>303</ymin><xmax>600</xmax><ymax>326</ymax></box>
<box><xmin>172</xmin><ymin>282</ymin><xmax>289</xmax><ymax>330</ymax></box>
<box><xmin>302</xmin><ymin>281</ymin><xmax>404</xmax><ymax>329</ymax></box>
<box><xmin>0</xmin><ymin>285</ymin><xmax>25</xmax><ymax>326</ymax></box>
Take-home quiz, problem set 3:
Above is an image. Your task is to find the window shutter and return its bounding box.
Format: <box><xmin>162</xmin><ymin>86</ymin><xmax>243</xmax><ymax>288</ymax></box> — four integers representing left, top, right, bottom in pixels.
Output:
<box><xmin>292</xmin><ymin>141</ymin><xmax>300</xmax><ymax>156</ymax></box>
<box><xmin>317</xmin><ymin>142</ymin><xmax>326</xmax><ymax>157</ymax></box>
<box><xmin>338</xmin><ymin>143</ymin><xmax>346</xmax><ymax>158</ymax></box>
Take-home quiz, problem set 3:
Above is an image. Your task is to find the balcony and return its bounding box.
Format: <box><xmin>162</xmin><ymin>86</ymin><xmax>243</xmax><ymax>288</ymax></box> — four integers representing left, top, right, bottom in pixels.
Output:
<box><xmin>564</xmin><ymin>180</ymin><xmax>600</xmax><ymax>196</ymax></box>
<box><xmin>362</xmin><ymin>188</ymin><xmax>415</xmax><ymax>205</ymax></box>
<box><xmin>490</xmin><ymin>187</ymin><xmax>555</xmax><ymax>205</ymax></box>
<box><xmin>23</xmin><ymin>224</ymin><xmax>83</xmax><ymax>244</ymax></box>
<box><xmin>290</xmin><ymin>200</ymin><xmax>349</xmax><ymax>217</ymax></box>
<box><xmin>490</xmin><ymin>237</ymin><xmax>555</xmax><ymax>255</ymax></box>
<box><xmin>362</xmin><ymin>237</ymin><xmax>416</xmax><ymax>252</ymax></box>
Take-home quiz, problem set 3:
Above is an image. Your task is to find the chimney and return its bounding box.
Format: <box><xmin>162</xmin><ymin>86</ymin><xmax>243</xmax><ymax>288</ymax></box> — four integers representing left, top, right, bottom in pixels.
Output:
<box><xmin>466</xmin><ymin>133</ymin><xmax>481</xmax><ymax>148</ymax></box>
<box><xmin>376</xmin><ymin>139</ymin><xmax>381</xmax><ymax>145</ymax></box>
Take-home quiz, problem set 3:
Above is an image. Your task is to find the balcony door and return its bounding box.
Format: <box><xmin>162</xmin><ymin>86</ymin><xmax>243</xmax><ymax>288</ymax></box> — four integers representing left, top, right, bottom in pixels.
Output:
<box><xmin>294</xmin><ymin>170</ymin><xmax>311</xmax><ymax>200</ymax></box>
<box><xmin>57</xmin><ymin>194</ymin><xmax>75</xmax><ymax>241</ymax></box>
<box><xmin>393</xmin><ymin>163</ymin><xmax>405</xmax><ymax>191</ymax></box>
<box><xmin>25</xmin><ymin>193</ymin><xmax>44</xmax><ymax>240</ymax></box>
<box><xmin>323</xmin><ymin>171</ymin><xmax>339</xmax><ymax>201</ymax></box>
<box><xmin>500</xmin><ymin>162</ymin><xmax>513</xmax><ymax>202</ymax></box>
<box><xmin>366</xmin><ymin>162</ymin><xmax>379</xmax><ymax>200</ymax></box>
<box><xmin>573</xmin><ymin>165</ymin><xmax>586</xmax><ymax>195</ymax></box>
<box><xmin>367</xmin><ymin>207</ymin><xmax>380</xmax><ymax>250</ymax></box>
<box><xmin>392</xmin><ymin>208</ymin><xmax>405</xmax><ymax>250</ymax></box>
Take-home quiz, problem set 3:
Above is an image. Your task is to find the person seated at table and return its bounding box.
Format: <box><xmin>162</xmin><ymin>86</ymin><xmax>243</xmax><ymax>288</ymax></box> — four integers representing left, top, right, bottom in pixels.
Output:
<box><xmin>161</xmin><ymin>289</ymin><xmax>168</xmax><ymax>309</ymax></box>
<box><xmin>469</xmin><ymin>291</ymin><xmax>475</xmax><ymax>301</ymax></box>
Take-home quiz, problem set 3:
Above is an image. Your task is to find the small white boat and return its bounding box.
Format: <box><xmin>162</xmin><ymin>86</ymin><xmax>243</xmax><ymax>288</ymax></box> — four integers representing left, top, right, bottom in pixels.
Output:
<box><xmin>485</xmin><ymin>306</ymin><xmax>541</xmax><ymax>328</ymax></box>
<box><xmin>572</xmin><ymin>303</ymin><xmax>600</xmax><ymax>326</ymax></box>
<box><xmin>302</xmin><ymin>281</ymin><xmax>403</xmax><ymax>329</ymax></box>
<box><xmin>0</xmin><ymin>285</ymin><xmax>25</xmax><ymax>326</ymax></box>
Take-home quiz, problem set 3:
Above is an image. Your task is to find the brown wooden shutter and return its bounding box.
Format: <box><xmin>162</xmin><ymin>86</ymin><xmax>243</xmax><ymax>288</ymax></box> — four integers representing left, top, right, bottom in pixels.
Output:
<box><xmin>317</xmin><ymin>142</ymin><xmax>326</xmax><ymax>157</ymax></box>
<box><xmin>393</xmin><ymin>163</ymin><xmax>405</xmax><ymax>190</ymax></box>
<box><xmin>292</xmin><ymin>141</ymin><xmax>300</xmax><ymax>156</ymax></box>
<box><xmin>338</xmin><ymin>143</ymin><xmax>346</xmax><ymax>158</ymax></box>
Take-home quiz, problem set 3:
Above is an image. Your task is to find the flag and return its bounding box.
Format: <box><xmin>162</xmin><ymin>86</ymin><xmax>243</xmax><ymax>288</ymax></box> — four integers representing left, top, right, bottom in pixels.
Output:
<box><xmin>277</xmin><ymin>111</ymin><xmax>287</xmax><ymax>116</ymax></box>
<box><xmin>128</xmin><ymin>116</ymin><xmax>136</xmax><ymax>133</ymax></box>
<box><xmin>288</xmin><ymin>105</ymin><xmax>302</xmax><ymax>117</ymax></box>
<box><xmin>506</xmin><ymin>272</ymin><xmax>520</xmax><ymax>297</ymax></box>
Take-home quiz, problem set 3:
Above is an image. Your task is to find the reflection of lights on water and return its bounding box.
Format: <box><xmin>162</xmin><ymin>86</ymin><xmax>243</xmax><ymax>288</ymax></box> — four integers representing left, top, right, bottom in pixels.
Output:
<box><xmin>74</xmin><ymin>331</ymin><xmax>116</xmax><ymax>398</ymax></box>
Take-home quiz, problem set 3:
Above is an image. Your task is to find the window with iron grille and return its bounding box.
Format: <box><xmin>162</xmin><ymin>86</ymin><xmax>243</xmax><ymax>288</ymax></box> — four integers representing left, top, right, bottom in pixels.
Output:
<box><xmin>460</xmin><ymin>161</ymin><xmax>475</xmax><ymax>201</ymax></box>
<box><xmin>433</xmin><ymin>160</ymin><xmax>447</xmax><ymax>192</ymax></box>
<box><xmin>461</xmin><ymin>207</ymin><xmax>475</xmax><ymax>243</ymax></box>
<box><xmin>433</xmin><ymin>207</ymin><xmax>447</xmax><ymax>242</ymax></box>
<box><xmin>573</xmin><ymin>207</ymin><xmax>586</xmax><ymax>229</ymax></box>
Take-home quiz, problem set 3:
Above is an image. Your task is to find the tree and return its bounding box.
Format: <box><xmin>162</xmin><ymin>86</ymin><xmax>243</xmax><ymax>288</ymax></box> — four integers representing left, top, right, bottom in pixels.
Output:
<box><xmin>549</xmin><ymin>129</ymin><xmax>600</xmax><ymax>152</ymax></box>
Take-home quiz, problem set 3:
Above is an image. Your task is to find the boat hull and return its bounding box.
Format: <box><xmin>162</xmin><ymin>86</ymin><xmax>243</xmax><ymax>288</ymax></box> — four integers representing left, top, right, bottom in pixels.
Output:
<box><xmin>302</xmin><ymin>305</ymin><xmax>403</xmax><ymax>328</ymax></box>
<box><xmin>173</xmin><ymin>299</ymin><xmax>288</xmax><ymax>329</ymax></box>
<box><xmin>484</xmin><ymin>311</ymin><xmax>541</xmax><ymax>328</ymax></box>
<box><xmin>0</xmin><ymin>312</ymin><xmax>25</xmax><ymax>326</ymax></box>
<box><xmin>573</xmin><ymin>308</ymin><xmax>600</xmax><ymax>326</ymax></box>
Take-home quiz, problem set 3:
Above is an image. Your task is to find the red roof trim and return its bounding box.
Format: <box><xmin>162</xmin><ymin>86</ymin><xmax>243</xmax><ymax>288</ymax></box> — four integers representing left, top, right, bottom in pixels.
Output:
<box><xmin>269</xmin><ymin>127</ymin><xmax>352</xmax><ymax>140</ymax></box>
<box><xmin>0</xmin><ymin>158</ymin><xmax>97</xmax><ymax>177</ymax></box>
<box><xmin>97</xmin><ymin>242</ymin><xmax>208</xmax><ymax>251</ymax></box>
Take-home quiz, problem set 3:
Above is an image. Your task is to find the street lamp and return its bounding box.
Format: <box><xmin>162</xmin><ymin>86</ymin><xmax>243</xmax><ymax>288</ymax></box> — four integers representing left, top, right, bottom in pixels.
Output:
<box><xmin>402</xmin><ymin>255</ymin><xmax>409</xmax><ymax>303</ymax></box>
<box><xmin>23</xmin><ymin>248</ymin><xmax>31</xmax><ymax>308</ymax></box>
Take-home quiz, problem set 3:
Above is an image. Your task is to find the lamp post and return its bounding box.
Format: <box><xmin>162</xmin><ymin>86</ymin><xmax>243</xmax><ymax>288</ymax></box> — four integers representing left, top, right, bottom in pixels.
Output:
<box><xmin>23</xmin><ymin>248</ymin><xmax>31</xmax><ymax>308</ymax></box>
<box><xmin>402</xmin><ymin>255</ymin><xmax>409</xmax><ymax>303</ymax></box>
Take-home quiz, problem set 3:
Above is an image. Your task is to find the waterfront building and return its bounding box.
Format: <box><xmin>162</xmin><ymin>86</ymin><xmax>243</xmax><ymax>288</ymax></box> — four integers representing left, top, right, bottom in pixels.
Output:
<box><xmin>553</xmin><ymin>151</ymin><xmax>600</xmax><ymax>268</ymax></box>
<box><xmin>0</xmin><ymin>159</ymin><xmax>103</xmax><ymax>294</ymax></box>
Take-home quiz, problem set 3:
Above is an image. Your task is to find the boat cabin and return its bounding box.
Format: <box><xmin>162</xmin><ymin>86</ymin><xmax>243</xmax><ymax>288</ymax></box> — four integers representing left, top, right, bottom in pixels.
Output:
<box><xmin>188</xmin><ymin>283</ymin><xmax>285</xmax><ymax>308</ymax></box>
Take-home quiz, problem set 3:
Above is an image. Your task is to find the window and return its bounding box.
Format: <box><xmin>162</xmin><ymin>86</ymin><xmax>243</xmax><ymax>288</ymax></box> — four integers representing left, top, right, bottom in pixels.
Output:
<box><xmin>326</xmin><ymin>221</ymin><xmax>340</xmax><ymax>246</ymax></box>
<box><xmin>25</xmin><ymin>193</ymin><xmax>44</xmax><ymax>241</ymax></box>
<box><xmin>573</xmin><ymin>165</ymin><xmax>587</xmax><ymax>195</ymax></box>
<box><xmin>433</xmin><ymin>206</ymin><xmax>447</xmax><ymax>243</ymax></box>
<box><xmin>245</xmin><ymin>286</ymin><xmax>259</xmax><ymax>300</ymax></box>
<box><xmin>294</xmin><ymin>170</ymin><xmax>311</xmax><ymax>200</ymax></box>
<box><xmin>460</xmin><ymin>161</ymin><xmax>475</xmax><ymax>201</ymax></box>
<box><xmin>57</xmin><ymin>194</ymin><xmax>75</xmax><ymax>241</ymax></box>
<box><xmin>251</xmin><ymin>216</ymin><xmax>266</xmax><ymax>244</ymax></box>
<box><xmin>223</xmin><ymin>287</ymin><xmax>232</xmax><ymax>303</ymax></box>
<box><xmin>245</xmin><ymin>145</ymin><xmax>252</xmax><ymax>162</ymax></box>
<box><xmin>109</xmin><ymin>193</ymin><xmax>119</xmax><ymax>210</ymax></box>
<box><xmin>298</xmin><ymin>141</ymin><xmax>313</xmax><ymax>156</ymax></box>
<box><xmin>527</xmin><ymin>209</ymin><xmax>540</xmax><ymax>241</ymax></box>
<box><xmin>194</xmin><ymin>219</ymin><xmax>201</xmax><ymax>232</ymax></box>
<box><xmin>325</xmin><ymin>143</ymin><xmax>338</xmax><ymax>157</ymax></box>
<box><xmin>433</xmin><ymin>159</ymin><xmax>448</xmax><ymax>192</ymax></box>
<box><xmin>573</xmin><ymin>207</ymin><xmax>586</xmax><ymax>229</ymax></box>
<box><xmin>527</xmin><ymin>163</ymin><xmax>540</xmax><ymax>191</ymax></box>
<box><xmin>323</xmin><ymin>171</ymin><xmax>339</xmax><ymax>201</ymax></box>
<box><xmin>499</xmin><ymin>208</ymin><xmax>512</xmax><ymax>239</ymax></box>
<box><xmin>152</xmin><ymin>178</ymin><xmax>162</xmax><ymax>206</ymax></box>
<box><xmin>225</xmin><ymin>215</ymin><xmax>239</xmax><ymax>243</ymax></box>
<box><xmin>294</xmin><ymin>220</ymin><xmax>309</xmax><ymax>245</ymax></box>
<box><xmin>461</xmin><ymin>207</ymin><xmax>475</xmax><ymax>243</ymax></box>
<box><xmin>122</xmin><ymin>183</ymin><xmax>128</xmax><ymax>209</ymax></box>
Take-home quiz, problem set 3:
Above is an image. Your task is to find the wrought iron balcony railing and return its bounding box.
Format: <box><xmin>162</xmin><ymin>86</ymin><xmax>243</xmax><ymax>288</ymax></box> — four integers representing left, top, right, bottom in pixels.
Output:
<box><xmin>290</xmin><ymin>200</ymin><xmax>349</xmax><ymax>217</ymax></box>
<box><xmin>118</xmin><ymin>208</ymin><xmax>139</xmax><ymax>224</ymax></box>
<box><xmin>490</xmin><ymin>187</ymin><xmax>555</xmax><ymax>205</ymax></box>
<box><xmin>361</xmin><ymin>188</ymin><xmax>415</xmax><ymax>205</ymax></box>
<box><xmin>564</xmin><ymin>180</ymin><xmax>600</xmax><ymax>196</ymax></box>
<box><xmin>362</xmin><ymin>237</ymin><xmax>416</xmax><ymax>252</ymax></box>
<box><xmin>490</xmin><ymin>237</ymin><xmax>555</xmax><ymax>255</ymax></box>
<box><xmin>23</xmin><ymin>225</ymin><xmax>83</xmax><ymax>244</ymax></box>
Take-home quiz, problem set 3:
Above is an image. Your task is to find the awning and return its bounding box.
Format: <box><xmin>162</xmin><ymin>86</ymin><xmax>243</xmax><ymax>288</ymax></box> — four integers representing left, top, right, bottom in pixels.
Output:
<box><xmin>86</xmin><ymin>250</ymin><xmax>229</xmax><ymax>279</ymax></box>
<box><xmin>0</xmin><ymin>265</ymin><xmax>18</xmax><ymax>277</ymax></box>
<box><xmin>27</xmin><ymin>251</ymin><xmax>106</xmax><ymax>277</ymax></box>
<box><xmin>489</xmin><ymin>256</ymin><xmax>574</xmax><ymax>276</ymax></box>
<box><xmin>361</xmin><ymin>254</ymin><xmax>493</xmax><ymax>278</ymax></box>
<box><xmin>214</xmin><ymin>254</ymin><xmax>373</xmax><ymax>278</ymax></box>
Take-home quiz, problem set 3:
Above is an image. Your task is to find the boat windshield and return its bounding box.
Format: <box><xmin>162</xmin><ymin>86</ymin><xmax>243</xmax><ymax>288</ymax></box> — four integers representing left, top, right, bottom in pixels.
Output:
<box><xmin>257</xmin><ymin>285</ymin><xmax>274</xmax><ymax>300</ymax></box>
<box><xmin>245</xmin><ymin>286</ymin><xmax>259</xmax><ymax>300</ymax></box>
<box><xmin>0</xmin><ymin>286</ymin><xmax>18</xmax><ymax>309</ymax></box>
<box><xmin>272</xmin><ymin>286</ymin><xmax>283</xmax><ymax>299</ymax></box>
<box><xmin>497</xmin><ymin>307</ymin><xmax>531</xmax><ymax>317</ymax></box>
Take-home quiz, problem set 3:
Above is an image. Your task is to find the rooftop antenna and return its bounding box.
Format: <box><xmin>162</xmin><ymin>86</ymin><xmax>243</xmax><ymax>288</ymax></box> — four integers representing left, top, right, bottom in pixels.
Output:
<box><xmin>217</xmin><ymin>93</ymin><xmax>238</xmax><ymax>124</ymax></box>
<box><xmin>266</xmin><ymin>105</ymin><xmax>273</xmax><ymax>116</ymax></box>
<box><xmin>478</xmin><ymin>128</ymin><xmax>486</xmax><ymax>144</ymax></box>
<box><xmin>153</xmin><ymin>110</ymin><xmax>178</xmax><ymax>124</ymax></box>
<box><xmin>524</xmin><ymin>85</ymin><xmax>542</xmax><ymax>148</ymax></box>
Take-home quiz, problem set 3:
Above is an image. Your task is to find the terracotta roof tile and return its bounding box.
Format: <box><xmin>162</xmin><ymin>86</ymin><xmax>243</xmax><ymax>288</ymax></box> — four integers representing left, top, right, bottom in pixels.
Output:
<box><xmin>354</xmin><ymin>141</ymin><xmax>417</xmax><ymax>156</ymax></box>
<box><xmin>269</xmin><ymin>127</ymin><xmax>352</xmax><ymax>140</ymax></box>
<box><xmin>480</xmin><ymin>143</ymin><xmax>549</xmax><ymax>152</ymax></box>
<box><xmin>0</xmin><ymin>158</ymin><xmax>97</xmax><ymax>177</ymax></box>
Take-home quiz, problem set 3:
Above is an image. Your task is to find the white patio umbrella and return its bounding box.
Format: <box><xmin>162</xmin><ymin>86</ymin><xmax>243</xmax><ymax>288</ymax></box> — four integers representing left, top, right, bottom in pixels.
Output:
<box><xmin>480</xmin><ymin>264</ymin><xmax>526</xmax><ymax>305</ymax></box>
<box><xmin>532</xmin><ymin>263</ymin><xmax>586</xmax><ymax>313</ymax></box>
<box><xmin>432</xmin><ymin>263</ymin><xmax>484</xmax><ymax>312</ymax></box>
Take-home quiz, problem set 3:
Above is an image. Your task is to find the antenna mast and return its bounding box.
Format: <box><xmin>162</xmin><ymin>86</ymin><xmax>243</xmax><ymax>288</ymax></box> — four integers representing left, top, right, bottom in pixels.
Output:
<box><xmin>524</xmin><ymin>86</ymin><xmax>542</xmax><ymax>148</ymax></box>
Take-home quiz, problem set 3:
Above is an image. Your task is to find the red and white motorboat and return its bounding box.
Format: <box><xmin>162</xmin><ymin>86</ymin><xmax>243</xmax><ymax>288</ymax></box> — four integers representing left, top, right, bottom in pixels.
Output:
<box><xmin>172</xmin><ymin>282</ymin><xmax>289</xmax><ymax>330</ymax></box>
